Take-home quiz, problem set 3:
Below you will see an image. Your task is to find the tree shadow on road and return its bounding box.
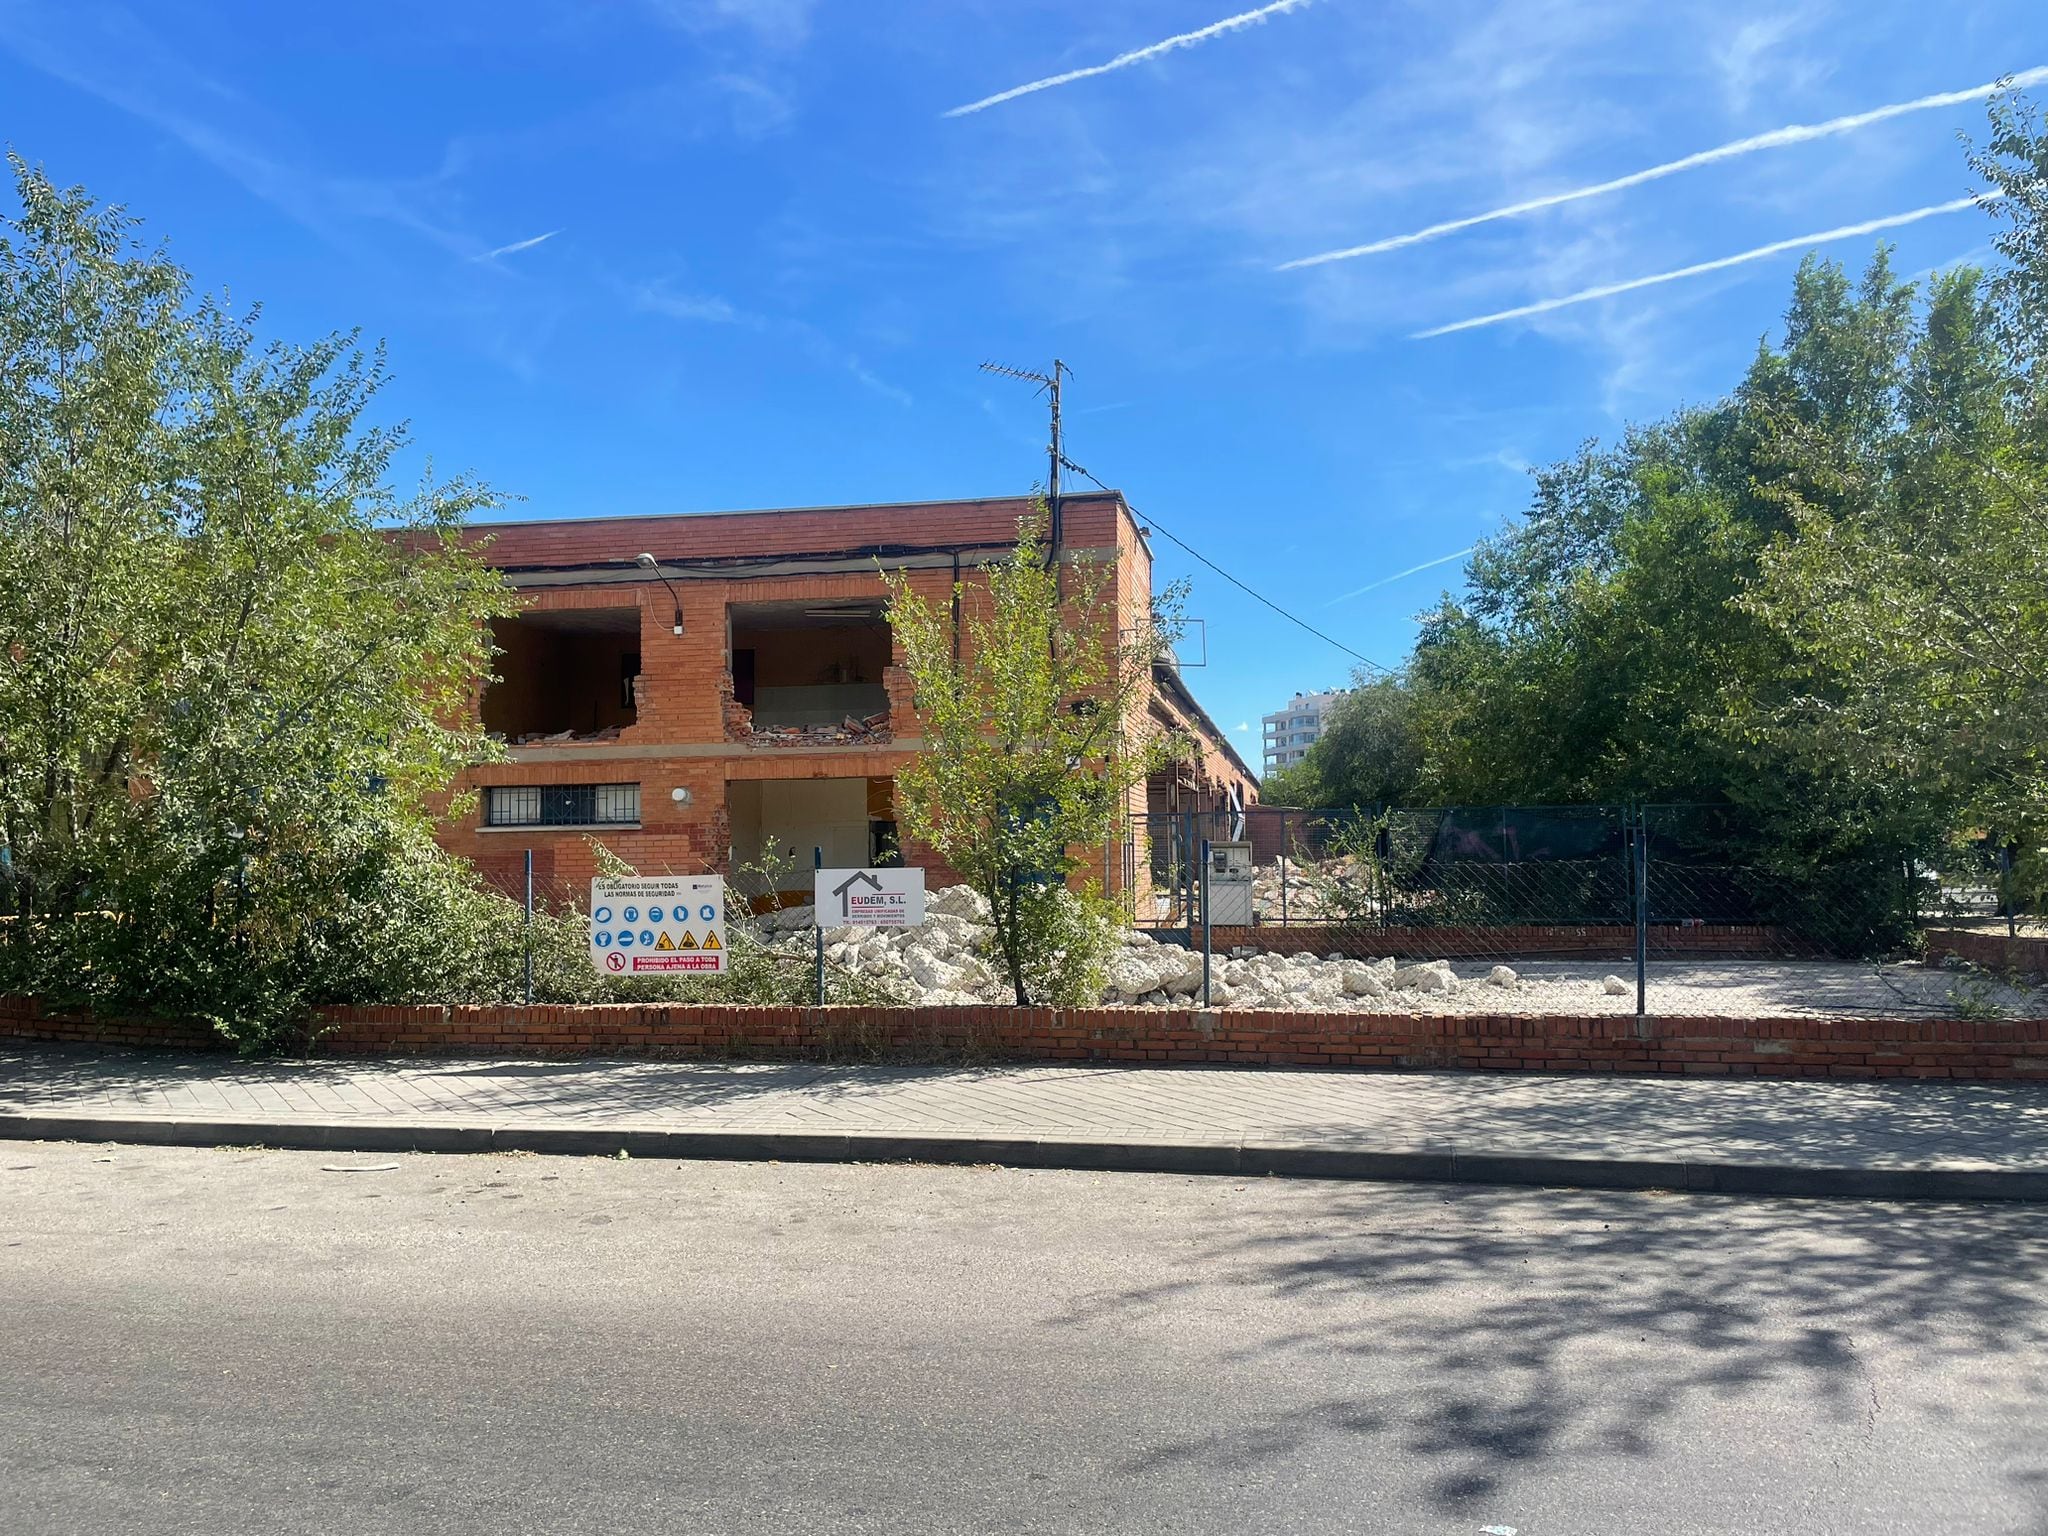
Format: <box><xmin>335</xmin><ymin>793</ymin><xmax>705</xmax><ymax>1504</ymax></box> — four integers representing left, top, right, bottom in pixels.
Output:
<box><xmin>1056</xmin><ymin>1183</ymin><xmax>2048</xmax><ymax>1519</ymax></box>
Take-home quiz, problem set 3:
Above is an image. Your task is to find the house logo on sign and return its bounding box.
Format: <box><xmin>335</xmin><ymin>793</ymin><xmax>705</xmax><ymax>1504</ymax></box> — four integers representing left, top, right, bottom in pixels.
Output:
<box><xmin>830</xmin><ymin>870</ymin><xmax>884</xmax><ymax>919</ymax></box>
<box><xmin>813</xmin><ymin>867</ymin><xmax>925</xmax><ymax>928</ymax></box>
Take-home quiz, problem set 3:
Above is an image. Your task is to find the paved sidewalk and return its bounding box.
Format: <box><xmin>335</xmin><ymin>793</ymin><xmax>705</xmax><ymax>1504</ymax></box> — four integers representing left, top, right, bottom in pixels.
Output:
<box><xmin>6</xmin><ymin>1043</ymin><xmax>2048</xmax><ymax>1199</ymax></box>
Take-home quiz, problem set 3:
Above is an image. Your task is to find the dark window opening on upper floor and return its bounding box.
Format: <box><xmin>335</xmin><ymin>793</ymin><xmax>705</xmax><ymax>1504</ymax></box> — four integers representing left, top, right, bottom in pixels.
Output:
<box><xmin>727</xmin><ymin>600</ymin><xmax>892</xmax><ymax>744</ymax></box>
<box><xmin>483</xmin><ymin>606</ymin><xmax>641</xmax><ymax>744</ymax></box>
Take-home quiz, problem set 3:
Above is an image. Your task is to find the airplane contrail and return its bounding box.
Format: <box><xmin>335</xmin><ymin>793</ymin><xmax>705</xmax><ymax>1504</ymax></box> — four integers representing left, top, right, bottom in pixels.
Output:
<box><xmin>1326</xmin><ymin>547</ymin><xmax>1475</xmax><ymax>605</ymax></box>
<box><xmin>474</xmin><ymin>230</ymin><xmax>559</xmax><ymax>262</ymax></box>
<box><xmin>1413</xmin><ymin>193</ymin><xmax>2002</xmax><ymax>338</ymax></box>
<box><xmin>944</xmin><ymin>0</ymin><xmax>1315</xmax><ymax>118</ymax></box>
<box><xmin>1279</xmin><ymin>66</ymin><xmax>2048</xmax><ymax>270</ymax></box>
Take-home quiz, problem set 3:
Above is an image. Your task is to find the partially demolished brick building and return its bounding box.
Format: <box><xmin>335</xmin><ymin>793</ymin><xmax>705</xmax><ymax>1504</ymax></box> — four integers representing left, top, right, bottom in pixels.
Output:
<box><xmin>440</xmin><ymin>491</ymin><xmax>1255</xmax><ymax>905</ymax></box>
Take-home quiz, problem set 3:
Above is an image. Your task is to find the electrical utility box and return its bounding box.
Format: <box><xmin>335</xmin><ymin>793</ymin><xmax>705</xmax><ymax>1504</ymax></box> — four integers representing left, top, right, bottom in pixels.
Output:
<box><xmin>1207</xmin><ymin>841</ymin><xmax>1255</xmax><ymax>926</ymax></box>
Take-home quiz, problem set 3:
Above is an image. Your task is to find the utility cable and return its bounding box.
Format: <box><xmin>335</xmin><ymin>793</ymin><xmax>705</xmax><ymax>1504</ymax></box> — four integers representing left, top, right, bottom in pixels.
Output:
<box><xmin>1059</xmin><ymin>456</ymin><xmax>1397</xmax><ymax>677</ymax></box>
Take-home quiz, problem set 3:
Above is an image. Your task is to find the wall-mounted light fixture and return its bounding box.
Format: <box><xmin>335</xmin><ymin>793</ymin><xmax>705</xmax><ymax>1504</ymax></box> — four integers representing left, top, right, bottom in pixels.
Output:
<box><xmin>670</xmin><ymin>786</ymin><xmax>693</xmax><ymax>808</ymax></box>
<box><xmin>635</xmin><ymin>553</ymin><xmax>685</xmax><ymax>635</ymax></box>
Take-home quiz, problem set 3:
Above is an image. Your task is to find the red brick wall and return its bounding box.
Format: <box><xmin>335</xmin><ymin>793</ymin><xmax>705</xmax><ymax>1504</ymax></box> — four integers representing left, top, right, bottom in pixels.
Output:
<box><xmin>8</xmin><ymin>995</ymin><xmax>2045</xmax><ymax>1081</ymax></box>
<box><xmin>439</xmin><ymin>499</ymin><xmax>1175</xmax><ymax>899</ymax></box>
<box><xmin>464</xmin><ymin>493</ymin><xmax>1123</xmax><ymax>570</ymax></box>
<box><xmin>2</xmin><ymin>997</ymin><xmax>221</xmax><ymax>1051</ymax></box>
<box><xmin>1924</xmin><ymin>929</ymin><xmax>2048</xmax><ymax>980</ymax></box>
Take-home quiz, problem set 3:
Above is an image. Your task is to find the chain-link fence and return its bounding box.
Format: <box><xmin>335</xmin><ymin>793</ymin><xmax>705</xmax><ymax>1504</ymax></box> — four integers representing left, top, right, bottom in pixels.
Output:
<box><xmin>1124</xmin><ymin>803</ymin><xmax>2047</xmax><ymax>1017</ymax></box>
<box><xmin>466</xmin><ymin>809</ymin><xmax>2043</xmax><ymax>1018</ymax></box>
<box><xmin>470</xmin><ymin>847</ymin><xmax>897</xmax><ymax>1007</ymax></box>
<box><xmin>1923</xmin><ymin>833</ymin><xmax>2044</xmax><ymax>939</ymax></box>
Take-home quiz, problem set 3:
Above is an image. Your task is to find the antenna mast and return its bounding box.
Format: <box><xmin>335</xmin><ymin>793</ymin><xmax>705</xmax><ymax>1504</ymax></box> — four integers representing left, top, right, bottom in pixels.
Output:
<box><xmin>978</xmin><ymin>359</ymin><xmax>1069</xmax><ymax>568</ymax></box>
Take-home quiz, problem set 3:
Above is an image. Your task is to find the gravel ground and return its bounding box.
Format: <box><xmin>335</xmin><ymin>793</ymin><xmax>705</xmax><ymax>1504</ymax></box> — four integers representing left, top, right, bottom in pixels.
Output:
<box><xmin>765</xmin><ymin>889</ymin><xmax>2047</xmax><ymax>1017</ymax></box>
<box><xmin>1936</xmin><ymin>916</ymin><xmax>2048</xmax><ymax>938</ymax></box>
<box><xmin>1397</xmin><ymin>958</ymin><xmax>2048</xmax><ymax>1018</ymax></box>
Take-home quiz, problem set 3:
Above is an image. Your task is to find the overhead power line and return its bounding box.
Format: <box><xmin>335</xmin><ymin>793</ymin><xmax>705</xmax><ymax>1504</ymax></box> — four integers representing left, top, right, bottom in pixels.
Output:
<box><xmin>1058</xmin><ymin>456</ymin><xmax>1396</xmax><ymax>677</ymax></box>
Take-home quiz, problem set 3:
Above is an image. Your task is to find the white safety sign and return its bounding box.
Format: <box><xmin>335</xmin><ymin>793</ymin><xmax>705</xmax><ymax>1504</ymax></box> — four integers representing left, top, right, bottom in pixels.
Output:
<box><xmin>814</xmin><ymin>867</ymin><xmax>926</xmax><ymax>928</ymax></box>
<box><xmin>589</xmin><ymin>875</ymin><xmax>726</xmax><ymax>976</ymax></box>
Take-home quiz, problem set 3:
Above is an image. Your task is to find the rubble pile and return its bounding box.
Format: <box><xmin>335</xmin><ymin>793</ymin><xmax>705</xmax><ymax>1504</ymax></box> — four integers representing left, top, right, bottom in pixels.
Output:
<box><xmin>1245</xmin><ymin>854</ymin><xmax>1383</xmax><ymax>921</ymax></box>
<box><xmin>1249</xmin><ymin>855</ymin><xmax>1328</xmax><ymax>919</ymax></box>
<box><xmin>737</xmin><ymin>711</ymin><xmax>892</xmax><ymax>749</ymax></box>
<box><xmin>496</xmin><ymin>725</ymin><xmax>626</xmax><ymax>746</ymax></box>
<box><xmin>739</xmin><ymin>883</ymin><xmax>1520</xmax><ymax>1011</ymax></box>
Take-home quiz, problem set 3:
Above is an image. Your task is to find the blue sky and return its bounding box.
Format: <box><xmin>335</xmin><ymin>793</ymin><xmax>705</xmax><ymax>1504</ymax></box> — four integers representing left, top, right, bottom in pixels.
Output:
<box><xmin>6</xmin><ymin>0</ymin><xmax>2045</xmax><ymax>756</ymax></box>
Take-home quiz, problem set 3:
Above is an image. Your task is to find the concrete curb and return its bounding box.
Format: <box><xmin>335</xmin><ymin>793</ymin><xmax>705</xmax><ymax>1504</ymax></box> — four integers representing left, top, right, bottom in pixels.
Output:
<box><xmin>6</xmin><ymin>1109</ymin><xmax>2045</xmax><ymax>1201</ymax></box>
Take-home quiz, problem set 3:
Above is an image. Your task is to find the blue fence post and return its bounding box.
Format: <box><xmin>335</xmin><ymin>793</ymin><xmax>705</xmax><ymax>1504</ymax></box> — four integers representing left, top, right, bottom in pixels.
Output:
<box><xmin>1634</xmin><ymin>808</ymin><xmax>1649</xmax><ymax>1018</ymax></box>
<box><xmin>522</xmin><ymin>848</ymin><xmax>534</xmax><ymax>1005</ymax></box>
<box><xmin>2002</xmin><ymin>842</ymin><xmax>2019</xmax><ymax>941</ymax></box>
<box><xmin>1200</xmin><ymin>838</ymin><xmax>1213</xmax><ymax>1008</ymax></box>
<box><xmin>813</xmin><ymin>845</ymin><xmax>825</xmax><ymax>1005</ymax></box>
<box><xmin>1374</xmin><ymin>804</ymin><xmax>1388</xmax><ymax>927</ymax></box>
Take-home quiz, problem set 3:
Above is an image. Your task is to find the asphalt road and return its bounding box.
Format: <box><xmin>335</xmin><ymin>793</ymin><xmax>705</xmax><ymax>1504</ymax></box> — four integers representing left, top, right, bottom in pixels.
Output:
<box><xmin>2</xmin><ymin>1145</ymin><xmax>2045</xmax><ymax>1536</ymax></box>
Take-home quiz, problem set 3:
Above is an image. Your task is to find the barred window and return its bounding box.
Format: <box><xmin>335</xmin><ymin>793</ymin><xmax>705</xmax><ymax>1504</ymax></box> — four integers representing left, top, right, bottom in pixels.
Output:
<box><xmin>484</xmin><ymin>783</ymin><xmax>640</xmax><ymax>828</ymax></box>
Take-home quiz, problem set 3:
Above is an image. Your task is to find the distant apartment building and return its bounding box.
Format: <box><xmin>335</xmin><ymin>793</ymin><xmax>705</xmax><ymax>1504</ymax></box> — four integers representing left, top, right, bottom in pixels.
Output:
<box><xmin>1261</xmin><ymin>689</ymin><xmax>1344</xmax><ymax>774</ymax></box>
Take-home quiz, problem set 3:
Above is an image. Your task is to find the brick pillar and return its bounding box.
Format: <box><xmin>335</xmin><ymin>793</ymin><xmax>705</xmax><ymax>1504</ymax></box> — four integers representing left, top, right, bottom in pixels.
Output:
<box><xmin>719</xmin><ymin>668</ymin><xmax>753</xmax><ymax>741</ymax></box>
<box><xmin>883</xmin><ymin>663</ymin><xmax>918</xmax><ymax>735</ymax></box>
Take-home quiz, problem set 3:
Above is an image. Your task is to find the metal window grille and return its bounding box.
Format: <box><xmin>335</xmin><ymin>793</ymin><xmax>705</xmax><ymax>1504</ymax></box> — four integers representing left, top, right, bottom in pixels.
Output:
<box><xmin>485</xmin><ymin>783</ymin><xmax>640</xmax><ymax>828</ymax></box>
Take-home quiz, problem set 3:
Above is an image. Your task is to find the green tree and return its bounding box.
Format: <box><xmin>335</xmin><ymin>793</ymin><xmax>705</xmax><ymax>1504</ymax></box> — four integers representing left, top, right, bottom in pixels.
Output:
<box><xmin>885</xmin><ymin>512</ymin><xmax>1186</xmax><ymax>1005</ymax></box>
<box><xmin>1393</xmin><ymin>242</ymin><xmax>1997</xmax><ymax>945</ymax></box>
<box><xmin>1736</xmin><ymin>111</ymin><xmax>2048</xmax><ymax>867</ymax></box>
<box><xmin>0</xmin><ymin>157</ymin><xmax>516</xmax><ymax>1042</ymax></box>
<box><xmin>1257</xmin><ymin>676</ymin><xmax>1423</xmax><ymax>808</ymax></box>
<box><xmin>1407</xmin><ymin>411</ymin><xmax>1781</xmax><ymax>809</ymax></box>
<box><xmin>1254</xmin><ymin>758</ymin><xmax>1320</xmax><ymax>809</ymax></box>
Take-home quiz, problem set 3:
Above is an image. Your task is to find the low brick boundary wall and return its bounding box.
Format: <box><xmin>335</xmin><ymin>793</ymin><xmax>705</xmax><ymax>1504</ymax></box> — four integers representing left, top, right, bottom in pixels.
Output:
<box><xmin>1203</xmin><ymin>923</ymin><xmax>1792</xmax><ymax>960</ymax></box>
<box><xmin>1924</xmin><ymin>928</ymin><xmax>2048</xmax><ymax>981</ymax></box>
<box><xmin>6</xmin><ymin>994</ymin><xmax>2046</xmax><ymax>1081</ymax></box>
<box><xmin>1</xmin><ymin>997</ymin><xmax>220</xmax><ymax>1052</ymax></box>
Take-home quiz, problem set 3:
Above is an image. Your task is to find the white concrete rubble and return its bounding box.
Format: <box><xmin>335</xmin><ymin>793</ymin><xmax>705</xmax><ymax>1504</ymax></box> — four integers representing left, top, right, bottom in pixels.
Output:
<box><xmin>736</xmin><ymin>886</ymin><xmax>2048</xmax><ymax>1020</ymax></box>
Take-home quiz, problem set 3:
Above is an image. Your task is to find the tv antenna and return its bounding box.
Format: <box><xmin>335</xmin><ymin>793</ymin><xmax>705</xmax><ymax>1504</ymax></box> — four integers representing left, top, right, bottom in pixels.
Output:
<box><xmin>979</xmin><ymin>359</ymin><xmax>1070</xmax><ymax>562</ymax></box>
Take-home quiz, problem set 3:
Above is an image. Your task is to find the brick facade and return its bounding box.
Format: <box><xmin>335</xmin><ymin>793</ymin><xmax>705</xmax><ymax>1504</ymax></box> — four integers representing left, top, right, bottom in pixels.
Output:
<box><xmin>439</xmin><ymin>493</ymin><xmax>1255</xmax><ymax>900</ymax></box>
<box><xmin>6</xmin><ymin>995</ymin><xmax>2045</xmax><ymax>1081</ymax></box>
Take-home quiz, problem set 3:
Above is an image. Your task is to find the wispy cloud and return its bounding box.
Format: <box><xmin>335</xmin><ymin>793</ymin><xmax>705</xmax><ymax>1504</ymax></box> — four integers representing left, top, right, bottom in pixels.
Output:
<box><xmin>710</xmin><ymin>71</ymin><xmax>797</xmax><ymax>137</ymax></box>
<box><xmin>1279</xmin><ymin>66</ymin><xmax>2048</xmax><ymax>270</ymax></box>
<box><xmin>1414</xmin><ymin>193</ymin><xmax>2002</xmax><ymax>338</ymax></box>
<box><xmin>474</xmin><ymin>230</ymin><xmax>560</xmax><ymax>262</ymax></box>
<box><xmin>978</xmin><ymin>395</ymin><xmax>1043</xmax><ymax>454</ymax></box>
<box><xmin>643</xmin><ymin>0</ymin><xmax>816</xmax><ymax>50</ymax></box>
<box><xmin>636</xmin><ymin>285</ymin><xmax>742</xmax><ymax>324</ymax></box>
<box><xmin>1326</xmin><ymin>547</ymin><xmax>1474</xmax><ymax>605</ymax></box>
<box><xmin>0</xmin><ymin>2</ymin><xmax>473</xmax><ymax>259</ymax></box>
<box><xmin>1905</xmin><ymin>244</ymin><xmax>1994</xmax><ymax>285</ymax></box>
<box><xmin>633</xmin><ymin>280</ymin><xmax>911</xmax><ymax>405</ymax></box>
<box><xmin>944</xmin><ymin>0</ymin><xmax>1316</xmax><ymax>118</ymax></box>
<box><xmin>1711</xmin><ymin>10</ymin><xmax>1832</xmax><ymax>116</ymax></box>
<box><xmin>1451</xmin><ymin>447</ymin><xmax>1533</xmax><ymax>477</ymax></box>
